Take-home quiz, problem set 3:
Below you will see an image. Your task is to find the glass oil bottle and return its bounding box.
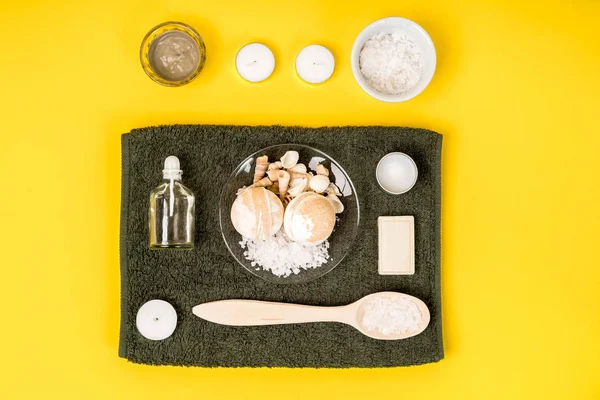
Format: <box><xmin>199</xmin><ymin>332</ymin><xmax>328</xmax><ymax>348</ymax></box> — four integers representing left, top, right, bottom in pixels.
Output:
<box><xmin>149</xmin><ymin>156</ymin><xmax>195</xmax><ymax>249</ymax></box>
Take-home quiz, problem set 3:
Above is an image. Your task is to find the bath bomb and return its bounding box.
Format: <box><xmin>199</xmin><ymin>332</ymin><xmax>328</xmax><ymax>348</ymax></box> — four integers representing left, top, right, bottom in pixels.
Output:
<box><xmin>284</xmin><ymin>192</ymin><xmax>336</xmax><ymax>245</ymax></box>
<box><xmin>231</xmin><ymin>187</ymin><xmax>284</xmax><ymax>240</ymax></box>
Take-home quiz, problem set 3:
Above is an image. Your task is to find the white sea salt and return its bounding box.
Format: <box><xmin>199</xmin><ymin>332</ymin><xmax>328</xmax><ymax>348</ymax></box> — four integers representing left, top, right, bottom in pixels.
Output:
<box><xmin>239</xmin><ymin>231</ymin><xmax>330</xmax><ymax>278</ymax></box>
<box><xmin>361</xmin><ymin>295</ymin><xmax>423</xmax><ymax>335</ymax></box>
<box><xmin>359</xmin><ymin>32</ymin><xmax>423</xmax><ymax>95</ymax></box>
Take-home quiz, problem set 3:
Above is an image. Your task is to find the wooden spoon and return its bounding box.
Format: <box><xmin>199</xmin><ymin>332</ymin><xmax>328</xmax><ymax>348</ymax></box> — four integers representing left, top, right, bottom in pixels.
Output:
<box><xmin>192</xmin><ymin>291</ymin><xmax>430</xmax><ymax>340</ymax></box>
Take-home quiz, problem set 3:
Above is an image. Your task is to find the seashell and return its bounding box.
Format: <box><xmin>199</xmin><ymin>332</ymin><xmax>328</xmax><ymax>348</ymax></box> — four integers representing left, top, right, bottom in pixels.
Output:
<box><xmin>303</xmin><ymin>172</ymin><xmax>313</xmax><ymax>192</ymax></box>
<box><xmin>309</xmin><ymin>174</ymin><xmax>330</xmax><ymax>193</ymax></box>
<box><xmin>316</xmin><ymin>164</ymin><xmax>329</xmax><ymax>177</ymax></box>
<box><xmin>249</xmin><ymin>176</ymin><xmax>272</xmax><ymax>188</ymax></box>
<box><xmin>267</xmin><ymin>161</ymin><xmax>282</xmax><ymax>181</ymax></box>
<box><xmin>287</xmin><ymin>185</ymin><xmax>304</xmax><ymax>198</ymax></box>
<box><xmin>287</xmin><ymin>177</ymin><xmax>308</xmax><ymax>197</ymax></box>
<box><xmin>289</xmin><ymin>176</ymin><xmax>308</xmax><ymax>190</ymax></box>
<box><xmin>267</xmin><ymin>168</ymin><xmax>280</xmax><ymax>182</ymax></box>
<box><xmin>281</xmin><ymin>194</ymin><xmax>293</xmax><ymax>207</ymax></box>
<box><xmin>325</xmin><ymin>182</ymin><xmax>342</xmax><ymax>196</ymax></box>
<box><xmin>326</xmin><ymin>194</ymin><xmax>344</xmax><ymax>213</ymax></box>
<box><xmin>277</xmin><ymin>170</ymin><xmax>291</xmax><ymax>198</ymax></box>
<box><xmin>280</xmin><ymin>150</ymin><xmax>299</xmax><ymax>169</ymax></box>
<box><xmin>253</xmin><ymin>155</ymin><xmax>269</xmax><ymax>183</ymax></box>
<box><xmin>289</xmin><ymin>171</ymin><xmax>308</xmax><ymax>180</ymax></box>
<box><xmin>288</xmin><ymin>163</ymin><xmax>307</xmax><ymax>174</ymax></box>
<box><xmin>268</xmin><ymin>162</ymin><xmax>282</xmax><ymax>171</ymax></box>
<box><xmin>268</xmin><ymin>181</ymin><xmax>280</xmax><ymax>194</ymax></box>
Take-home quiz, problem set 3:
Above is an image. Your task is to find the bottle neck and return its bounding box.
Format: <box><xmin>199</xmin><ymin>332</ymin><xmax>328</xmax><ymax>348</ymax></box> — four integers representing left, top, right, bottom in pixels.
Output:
<box><xmin>162</xmin><ymin>172</ymin><xmax>182</xmax><ymax>180</ymax></box>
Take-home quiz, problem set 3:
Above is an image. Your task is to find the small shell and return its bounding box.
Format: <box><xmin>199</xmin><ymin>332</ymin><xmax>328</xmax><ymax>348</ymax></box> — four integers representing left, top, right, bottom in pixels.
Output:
<box><xmin>288</xmin><ymin>163</ymin><xmax>307</xmax><ymax>174</ymax></box>
<box><xmin>309</xmin><ymin>175</ymin><xmax>330</xmax><ymax>193</ymax></box>
<box><xmin>325</xmin><ymin>183</ymin><xmax>342</xmax><ymax>196</ymax></box>
<box><xmin>250</xmin><ymin>177</ymin><xmax>272</xmax><ymax>188</ymax></box>
<box><xmin>268</xmin><ymin>162</ymin><xmax>282</xmax><ymax>171</ymax></box>
<box><xmin>316</xmin><ymin>164</ymin><xmax>329</xmax><ymax>177</ymax></box>
<box><xmin>281</xmin><ymin>194</ymin><xmax>293</xmax><ymax>207</ymax></box>
<box><xmin>290</xmin><ymin>175</ymin><xmax>308</xmax><ymax>188</ymax></box>
<box><xmin>289</xmin><ymin>176</ymin><xmax>308</xmax><ymax>195</ymax></box>
<box><xmin>267</xmin><ymin>168</ymin><xmax>280</xmax><ymax>182</ymax></box>
<box><xmin>289</xmin><ymin>171</ymin><xmax>308</xmax><ymax>180</ymax></box>
<box><xmin>287</xmin><ymin>182</ymin><xmax>306</xmax><ymax>198</ymax></box>
<box><xmin>327</xmin><ymin>194</ymin><xmax>344</xmax><ymax>213</ymax></box>
<box><xmin>304</xmin><ymin>172</ymin><xmax>313</xmax><ymax>191</ymax></box>
<box><xmin>280</xmin><ymin>151</ymin><xmax>299</xmax><ymax>169</ymax></box>
<box><xmin>268</xmin><ymin>181</ymin><xmax>280</xmax><ymax>194</ymax></box>
<box><xmin>253</xmin><ymin>155</ymin><xmax>269</xmax><ymax>183</ymax></box>
<box><xmin>278</xmin><ymin>170</ymin><xmax>291</xmax><ymax>198</ymax></box>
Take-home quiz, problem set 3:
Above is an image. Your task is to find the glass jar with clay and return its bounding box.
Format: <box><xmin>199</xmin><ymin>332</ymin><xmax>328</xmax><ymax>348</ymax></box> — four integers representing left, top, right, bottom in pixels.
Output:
<box><xmin>140</xmin><ymin>21</ymin><xmax>206</xmax><ymax>87</ymax></box>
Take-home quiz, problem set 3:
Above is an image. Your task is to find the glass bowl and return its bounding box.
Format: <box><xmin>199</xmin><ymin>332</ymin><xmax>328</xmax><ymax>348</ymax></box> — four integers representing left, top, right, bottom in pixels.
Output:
<box><xmin>139</xmin><ymin>21</ymin><xmax>206</xmax><ymax>87</ymax></box>
<box><xmin>219</xmin><ymin>144</ymin><xmax>360</xmax><ymax>284</ymax></box>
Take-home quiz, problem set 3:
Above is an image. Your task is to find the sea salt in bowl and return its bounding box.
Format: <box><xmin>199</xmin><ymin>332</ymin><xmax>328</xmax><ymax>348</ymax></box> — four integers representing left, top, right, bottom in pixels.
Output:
<box><xmin>376</xmin><ymin>152</ymin><xmax>418</xmax><ymax>194</ymax></box>
<box><xmin>351</xmin><ymin>17</ymin><xmax>436</xmax><ymax>102</ymax></box>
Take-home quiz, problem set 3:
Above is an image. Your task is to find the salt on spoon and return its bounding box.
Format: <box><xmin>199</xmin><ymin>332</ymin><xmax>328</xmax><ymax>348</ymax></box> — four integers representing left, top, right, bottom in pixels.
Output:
<box><xmin>192</xmin><ymin>292</ymin><xmax>430</xmax><ymax>340</ymax></box>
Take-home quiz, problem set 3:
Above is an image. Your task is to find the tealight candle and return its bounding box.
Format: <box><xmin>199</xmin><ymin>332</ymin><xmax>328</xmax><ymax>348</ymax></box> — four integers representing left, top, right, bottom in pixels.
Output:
<box><xmin>136</xmin><ymin>299</ymin><xmax>177</xmax><ymax>340</ymax></box>
<box><xmin>236</xmin><ymin>43</ymin><xmax>275</xmax><ymax>82</ymax></box>
<box><xmin>295</xmin><ymin>45</ymin><xmax>335</xmax><ymax>84</ymax></box>
<box><xmin>376</xmin><ymin>152</ymin><xmax>418</xmax><ymax>195</ymax></box>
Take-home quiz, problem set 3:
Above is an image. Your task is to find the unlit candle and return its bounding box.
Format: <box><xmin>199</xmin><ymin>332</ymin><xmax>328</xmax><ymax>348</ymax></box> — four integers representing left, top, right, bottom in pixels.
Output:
<box><xmin>295</xmin><ymin>45</ymin><xmax>335</xmax><ymax>84</ymax></box>
<box><xmin>236</xmin><ymin>43</ymin><xmax>275</xmax><ymax>82</ymax></box>
<box><xmin>136</xmin><ymin>299</ymin><xmax>177</xmax><ymax>340</ymax></box>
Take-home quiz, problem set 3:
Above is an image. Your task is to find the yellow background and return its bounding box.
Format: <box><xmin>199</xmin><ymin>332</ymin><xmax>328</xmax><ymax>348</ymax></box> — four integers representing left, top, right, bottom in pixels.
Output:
<box><xmin>1</xmin><ymin>0</ymin><xmax>598</xmax><ymax>398</ymax></box>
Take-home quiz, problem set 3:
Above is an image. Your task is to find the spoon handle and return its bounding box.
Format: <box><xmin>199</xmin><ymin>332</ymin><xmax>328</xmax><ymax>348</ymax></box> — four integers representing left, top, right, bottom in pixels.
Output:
<box><xmin>192</xmin><ymin>299</ymin><xmax>347</xmax><ymax>326</ymax></box>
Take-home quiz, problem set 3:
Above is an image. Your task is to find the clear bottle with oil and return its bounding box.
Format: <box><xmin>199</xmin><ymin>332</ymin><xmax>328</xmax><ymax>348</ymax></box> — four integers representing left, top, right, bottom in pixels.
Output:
<box><xmin>149</xmin><ymin>156</ymin><xmax>195</xmax><ymax>249</ymax></box>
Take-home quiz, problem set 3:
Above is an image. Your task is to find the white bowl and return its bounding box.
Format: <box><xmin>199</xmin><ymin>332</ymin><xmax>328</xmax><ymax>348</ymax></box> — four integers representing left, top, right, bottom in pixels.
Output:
<box><xmin>351</xmin><ymin>17</ymin><xmax>436</xmax><ymax>102</ymax></box>
<box><xmin>376</xmin><ymin>152</ymin><xmax>418</xmax><ymax>194</ymax></box>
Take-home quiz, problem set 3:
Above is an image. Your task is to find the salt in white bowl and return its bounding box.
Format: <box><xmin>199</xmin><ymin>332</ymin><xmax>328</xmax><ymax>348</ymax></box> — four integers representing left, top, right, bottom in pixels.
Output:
<box><xmin>376</xmin><ymin>152</ymin><xmax>418</xmax><ymax>195</ymax></box>
<box><xmin>351</xmin><ymin>17</ymin><xmax>436</xmax><ymax>102</ymax></box>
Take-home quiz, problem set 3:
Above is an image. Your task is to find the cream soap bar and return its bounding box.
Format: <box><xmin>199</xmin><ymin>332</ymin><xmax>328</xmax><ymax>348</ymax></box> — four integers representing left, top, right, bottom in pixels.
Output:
<box><xmin>378</xmin><ymin>216</ymin><xmax>415</xmax><ymax>275</ymax></box>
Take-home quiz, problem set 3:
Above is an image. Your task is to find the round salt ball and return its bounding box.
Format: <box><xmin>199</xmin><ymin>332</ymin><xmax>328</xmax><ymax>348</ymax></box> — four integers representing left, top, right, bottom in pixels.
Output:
<box><xmin>231</xmin><ymin>187</ymin><xmax>284</xmax><ymax>240</ymax></box>
<box><xmin>284</xmin><ymin>192</ymin><xmax>336</xmax><ymax>245</ymax></box>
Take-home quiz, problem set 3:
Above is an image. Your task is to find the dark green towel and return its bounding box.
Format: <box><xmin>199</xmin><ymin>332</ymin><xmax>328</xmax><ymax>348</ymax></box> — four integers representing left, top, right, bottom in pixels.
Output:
<box><xmin>119</xmin><ymin>125</ymin><xmax>443</xmax><ymax>368</ymax></box>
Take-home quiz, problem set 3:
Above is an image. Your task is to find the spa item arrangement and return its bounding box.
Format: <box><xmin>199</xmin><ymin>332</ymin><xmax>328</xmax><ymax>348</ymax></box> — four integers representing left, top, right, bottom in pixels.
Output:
<box><xmin>119</xmin><ymin>14</ymin><xmax>443</xmax><ymax>368</ymax></box>
<box><xmin>139</xmin><ymin>17</ymin><xmax>435</xmax><ymax>102</ymax></box>
<box><xmin>230</xmin><ymin>151</ymin><xmax>344</xmax><ymax>278</ymax></box>
<box><xmin>218</xmin><ymin>143</ymin><xmax>360</xmax><ymax>284</ymax></box>
<box><xmin>139</xmin><ymin>145</ymin><xmax>425</xmax><ymax>340</ymax></box>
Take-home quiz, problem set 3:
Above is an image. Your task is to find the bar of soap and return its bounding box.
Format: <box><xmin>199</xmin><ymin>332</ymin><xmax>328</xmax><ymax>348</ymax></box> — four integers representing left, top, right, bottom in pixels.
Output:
<box><xmin>378</xmin><ymin>216</ymin><xmax>415</xmax><ymax>275</ymax></box>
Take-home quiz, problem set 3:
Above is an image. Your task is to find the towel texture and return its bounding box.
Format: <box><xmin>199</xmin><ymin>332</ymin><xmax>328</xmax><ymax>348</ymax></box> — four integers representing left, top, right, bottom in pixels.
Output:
<box><xmin>119</xmin><ymin>125</ymin><xmax>443</xmax><ymax>368</ymax></box>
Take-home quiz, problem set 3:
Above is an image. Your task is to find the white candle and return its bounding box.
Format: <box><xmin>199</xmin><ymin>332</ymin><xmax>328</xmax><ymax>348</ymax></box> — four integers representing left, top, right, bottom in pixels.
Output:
<box><xmin>236</xmin><ymin>43</ymin><xmax>275</xmax><ymax>82</ymax></box>
<box><xmin>136</xmin><ymin>300</ymin><xmax>178</xmax><ymax>340</ymax></box>
<box><xmin>376</xmin><ymin>153</ymin><xmax>418</xmax><ymax>194</ymax></box>
<box><xmin>295</xmin><ymin>45</ymin><xmax>335</xmax><ymax>84</ymax></box>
